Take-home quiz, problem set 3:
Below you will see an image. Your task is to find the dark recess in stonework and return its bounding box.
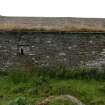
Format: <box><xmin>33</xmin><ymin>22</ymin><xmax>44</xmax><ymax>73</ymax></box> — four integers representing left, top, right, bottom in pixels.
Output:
<box><xmin>20</xmin><ymin>48</ymin><xmax>24</xmax><ymax>55</ymax></box>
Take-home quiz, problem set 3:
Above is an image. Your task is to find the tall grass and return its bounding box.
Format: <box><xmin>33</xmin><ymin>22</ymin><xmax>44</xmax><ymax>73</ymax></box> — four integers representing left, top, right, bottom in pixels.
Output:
<box><xmin>4</xmin><ymin>65</ymin><xmax>105</xmax><ymax>83</ymax></box>
<box><xmin>1</xmin><ymin>65</ymin><xmax>105</xmax><ymax>105</ymax></box>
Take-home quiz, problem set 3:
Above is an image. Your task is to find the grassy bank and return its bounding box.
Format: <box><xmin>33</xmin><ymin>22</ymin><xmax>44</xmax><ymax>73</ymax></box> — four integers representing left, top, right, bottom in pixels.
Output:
<box><xmin>0</xmin><ymin>66</ymin><xmax>105</xmax><ymax>105</ymax></box>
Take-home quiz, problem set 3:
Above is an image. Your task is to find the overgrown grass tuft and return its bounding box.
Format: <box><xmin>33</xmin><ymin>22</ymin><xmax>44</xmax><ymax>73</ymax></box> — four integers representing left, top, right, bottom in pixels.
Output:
<box><xmin>3</xmin><ymin>65</ymin><xmax>105</xmax><ymax>85</ymax></box>
<box><xmin>11</xmin><ymin>65</ymin><xmax>105</xmax><ymax>80</ymax></box>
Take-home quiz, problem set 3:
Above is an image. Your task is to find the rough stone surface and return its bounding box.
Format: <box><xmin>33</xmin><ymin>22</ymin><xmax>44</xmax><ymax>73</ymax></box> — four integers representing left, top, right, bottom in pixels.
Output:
<box><xmin>0</xmin><ymin>31</ymin><xmax>105</xmax><ymax>69</ymax></box>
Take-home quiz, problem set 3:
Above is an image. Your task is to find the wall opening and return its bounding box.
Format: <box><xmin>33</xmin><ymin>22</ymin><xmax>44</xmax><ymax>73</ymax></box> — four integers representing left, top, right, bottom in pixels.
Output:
<box><xmin>17</xmin><ymin>45</ymin><xmax>30</xmax><ymax>56</ymax></box>
<box><xmin>20</xmin><ymin>48</ymin><xmax>24</xmax><ymax>55</ymax></box>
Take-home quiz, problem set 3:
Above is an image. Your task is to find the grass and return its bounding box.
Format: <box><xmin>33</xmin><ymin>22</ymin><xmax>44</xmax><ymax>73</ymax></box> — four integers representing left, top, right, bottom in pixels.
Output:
<box><xmin>0</xmin><ymin>66</ymin><xmax>105</xmax><ymax>105</ymax></box>
<box><xmin>1</xmin><ymin>17</ymin><xmax>105</xmax><ymax>32</ymax></box>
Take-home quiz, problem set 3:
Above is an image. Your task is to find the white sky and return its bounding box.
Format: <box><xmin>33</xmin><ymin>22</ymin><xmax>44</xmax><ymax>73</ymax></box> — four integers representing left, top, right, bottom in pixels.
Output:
<box><xmin>0</xmin><ymin>0</ymin><xmax>105</xmax><ymax>18</ymax></box>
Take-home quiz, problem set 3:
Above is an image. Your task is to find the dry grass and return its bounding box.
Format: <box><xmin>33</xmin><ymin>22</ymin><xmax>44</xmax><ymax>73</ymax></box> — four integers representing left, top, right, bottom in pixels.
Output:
<box><xmin>0</xmin><ymin>17</ymin><xmax>105</xmax><ymax>32</ymax></box>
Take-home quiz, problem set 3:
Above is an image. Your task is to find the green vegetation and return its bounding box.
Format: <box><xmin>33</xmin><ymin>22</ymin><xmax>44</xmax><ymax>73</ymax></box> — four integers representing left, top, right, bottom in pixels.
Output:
<box><xmin>0</xmin><ymin>65</ymin><xmax>105</xmax><ymax>105</ymax></box>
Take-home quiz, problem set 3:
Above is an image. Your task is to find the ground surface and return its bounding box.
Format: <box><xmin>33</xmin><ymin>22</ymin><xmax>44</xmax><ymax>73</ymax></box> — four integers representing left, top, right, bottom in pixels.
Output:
<box><xmin>0</xmin><ymin>73</ymin><xmax>105</xmax><ymax>105</ymax></box>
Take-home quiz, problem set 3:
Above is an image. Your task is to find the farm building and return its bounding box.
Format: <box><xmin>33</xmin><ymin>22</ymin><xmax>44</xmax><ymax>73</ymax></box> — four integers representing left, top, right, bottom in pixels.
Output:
<box><xmin>0</xmin><ymin>16</ymin><xmax>105</xmax><ymax>69</ymax></box>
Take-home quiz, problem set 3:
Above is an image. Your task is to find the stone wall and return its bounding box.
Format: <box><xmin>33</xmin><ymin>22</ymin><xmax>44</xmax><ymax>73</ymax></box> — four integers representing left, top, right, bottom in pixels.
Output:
<box><xmin>0</xmin><ymin>31</ymin><xmax>105</xmax><ymax>69</ymax></box>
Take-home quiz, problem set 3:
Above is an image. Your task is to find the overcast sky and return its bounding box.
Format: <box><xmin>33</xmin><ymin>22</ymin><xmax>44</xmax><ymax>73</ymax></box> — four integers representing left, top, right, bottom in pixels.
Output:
<box><xmin>0</xmin><ymin>0</ymin><xmax>105</xmax><ymax>18</ymax></box>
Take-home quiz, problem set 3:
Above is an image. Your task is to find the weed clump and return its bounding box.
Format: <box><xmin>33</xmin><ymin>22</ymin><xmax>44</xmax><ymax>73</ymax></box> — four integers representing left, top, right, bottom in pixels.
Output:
<box><xmin>8</xmin><ymin>97</ymin><xmax>28</xmax><ymax>105</ymax></box>
<box><xmin>5</xmin><ymin>65</ymin><xmax>105</xmax><ymax>82</ymax></box>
